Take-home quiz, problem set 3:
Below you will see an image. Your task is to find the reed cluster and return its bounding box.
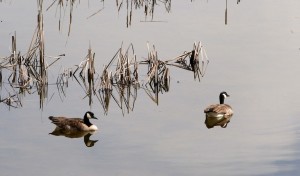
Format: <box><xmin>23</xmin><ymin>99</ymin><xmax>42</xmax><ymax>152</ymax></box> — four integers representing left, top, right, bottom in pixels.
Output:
<box><xmin>0</xmin><ymin>1</ymin><xmax>63</xmax><ymax>109</ymax></box>
<box><xmin>94</xmin><ymin>42</ymin><xmax>209</xmax><ymax>114</ymax></box>
<box><xmin>1</xmin><ymin>0</ymin><xmax>210</xmax><ymax>114</ymax></box>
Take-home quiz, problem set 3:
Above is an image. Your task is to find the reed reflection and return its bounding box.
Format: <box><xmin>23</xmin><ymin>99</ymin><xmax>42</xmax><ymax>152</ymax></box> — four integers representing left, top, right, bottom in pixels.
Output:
<box><xmin>46</xmin><ymin>0</ymin><xmax>171</xmax><ymax>35</ymax></box>
<box><xmin>225</xmin><ymin>0</ymin><xmax>242</xmax><ymax>25</ymax></box>
<box><xmin>116</xmin><ymin>0</ymin><xmax>171</xmax><ymax>27</ymax></box>
<box><xmin>225</xmin><ymin>0</ymin><xmax>228</xmax><ymax>25</ymax></box>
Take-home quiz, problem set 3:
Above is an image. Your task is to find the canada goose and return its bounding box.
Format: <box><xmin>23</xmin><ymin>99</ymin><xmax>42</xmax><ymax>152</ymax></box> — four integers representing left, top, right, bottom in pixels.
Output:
<box><xmin>204</xmin><ymin>92</ymin><xmax>233</xmax><ymax>128</ymax></box>
<box><xmin>49</xmin><ymin>111</ymin><xmax>98</xmax><ymax>131</ymax></box>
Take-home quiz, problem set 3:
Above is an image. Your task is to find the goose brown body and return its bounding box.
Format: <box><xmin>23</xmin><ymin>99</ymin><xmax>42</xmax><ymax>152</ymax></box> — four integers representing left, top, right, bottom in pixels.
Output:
<box><xmin>49</xmin><ymin>111</ymin><xmax>98</xmax><ymax>131</ymax></box>
<box><xmin>204</xmin><ymin>104</ymin><xmax>233</xmax><ymax>118</ymax></box>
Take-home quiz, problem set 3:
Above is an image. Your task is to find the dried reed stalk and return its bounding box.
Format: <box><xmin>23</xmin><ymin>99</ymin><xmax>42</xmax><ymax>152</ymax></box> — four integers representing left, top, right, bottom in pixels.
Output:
<box><xmin>71</xmin><ymin>44</ymin><xmax>97</xmax><ymax>106</ymax></box>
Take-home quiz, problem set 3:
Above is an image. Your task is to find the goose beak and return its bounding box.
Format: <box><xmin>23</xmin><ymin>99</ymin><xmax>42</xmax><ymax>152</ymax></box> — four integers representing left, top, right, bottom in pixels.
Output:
<box><xmin>92</xmin><ymin>116</ymin><xmax>98</xmax><ymax>120</ymax></box>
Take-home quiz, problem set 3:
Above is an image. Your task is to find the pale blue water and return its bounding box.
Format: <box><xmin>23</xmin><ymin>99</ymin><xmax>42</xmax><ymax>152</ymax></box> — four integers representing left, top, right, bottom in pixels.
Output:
<box><xmin>1</xmin><ymin>0</ymin><xmax>300</xmax><ymax>175</ymax></box>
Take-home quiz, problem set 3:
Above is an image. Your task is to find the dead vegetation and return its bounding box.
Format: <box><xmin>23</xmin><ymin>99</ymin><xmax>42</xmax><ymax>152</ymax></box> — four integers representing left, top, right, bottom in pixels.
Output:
<box><xmin>1</xmin><ymin>0</ymin><xmax>210</xmax><ymax>114</ymax></box>
<box><xmin>97</xmin><ymin>42</ymin><xmax>208</xmax><ymax>114</ymax></box>
<box><xmin>52</xmin><ymin>41</ymin><xmax>209</xmax><ymax>115</ymax></box>
<box><xmin>0</xmin><ymin>0</ymin><xmax>64</xmax><ymax>109</ymax></box>
<box><xmin>1</xmin><ymin>33</ymin><xmax>209</xmax><ymax>113</ymax></box>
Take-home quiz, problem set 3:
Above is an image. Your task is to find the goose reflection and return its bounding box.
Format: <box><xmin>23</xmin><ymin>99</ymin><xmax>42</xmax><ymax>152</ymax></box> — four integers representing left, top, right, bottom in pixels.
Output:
<box><xmin>205</xmin><ymin>114</ymin><xmax>233</xmax><ymax>129</ymax></box>
<box><xmin>49</xmin><ymin>128</ymin><xmax>98</xmax><ymax>147</ymax></box>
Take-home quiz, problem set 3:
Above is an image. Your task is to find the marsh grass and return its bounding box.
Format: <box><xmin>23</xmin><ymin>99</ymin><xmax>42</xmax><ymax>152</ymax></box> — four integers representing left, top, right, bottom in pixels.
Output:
<box><xmin>0</xmin><ymin>0</ymin><xmax>63</xmax><ymax>109</ymax></box>
<box><xmin>1</xmin><ymin>0</ymin><xmax>210</xmax><ymax>114</ymax></box>
<box><xmin>1</xmin><ymin>35</ymin><xmax>208</xmax><ymax>114</ymax></box>
<box><xmin>93</xmin><ymin>42</ymin><xmax>209</xmax><ymax>114</ymax></box>
<box><xmin>98</xmin><ymin>44</ymin><xmax>139</xmax><ymax>115</ymax></box>
<box><xmin>58</xmin><ymin>41</ymin><xmax>208</xmax><ymax>115</ymax></box>
<box><xmin>74</xmin><ymin>44</ymin><xmax>97</xmax><ymax>106</ymax></box>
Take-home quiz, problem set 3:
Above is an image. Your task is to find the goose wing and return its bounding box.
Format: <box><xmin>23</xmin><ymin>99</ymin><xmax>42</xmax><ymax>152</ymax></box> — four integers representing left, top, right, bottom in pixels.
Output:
<box><xmin>49</xmin><ymin>116</ymin><xmax>84</xmax><ymax>130</ymax></box>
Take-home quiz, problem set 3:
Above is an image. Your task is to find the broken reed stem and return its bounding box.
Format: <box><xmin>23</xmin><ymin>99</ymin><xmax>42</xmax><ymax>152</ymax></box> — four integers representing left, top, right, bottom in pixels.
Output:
<box><xmin>37</xmin><ymin>0</ymin><xmax>48</xmax><ymax>109</ymax></box>
<box><xmin>11</xmin><ymin>32</ymin><xmax>17</xmax><ymax>83</ymax></box>
<box><xmin>87</xmin><ymin>45</ymin><xmax>95</xmax><ymax>105</ymax></box>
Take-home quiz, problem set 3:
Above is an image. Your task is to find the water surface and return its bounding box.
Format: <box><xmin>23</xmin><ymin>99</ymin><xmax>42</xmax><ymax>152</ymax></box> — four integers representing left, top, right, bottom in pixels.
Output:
<box><xmin>1</xmin><ymin>0</ymin><xmax>300</xmax><ymax>175</ymax></box>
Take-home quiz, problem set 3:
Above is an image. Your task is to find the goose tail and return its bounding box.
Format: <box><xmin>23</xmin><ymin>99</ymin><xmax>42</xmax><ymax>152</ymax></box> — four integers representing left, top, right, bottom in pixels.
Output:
<box><xmin>49</xmin><ymin>116</ymin><xmax>60</xmax><ymax>124</ymax></box>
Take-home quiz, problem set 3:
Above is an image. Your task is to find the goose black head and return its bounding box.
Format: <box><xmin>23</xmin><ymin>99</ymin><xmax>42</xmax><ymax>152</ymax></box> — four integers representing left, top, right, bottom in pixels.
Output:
<box><xmin>85</xmin><ymin>111</ymin><xmax>98</xmax><ymax>120</ymax></box>
<box><xmin>219</xmin><ymin>91</ymin><xmax>230</xmax><ymax>104</ymax></box>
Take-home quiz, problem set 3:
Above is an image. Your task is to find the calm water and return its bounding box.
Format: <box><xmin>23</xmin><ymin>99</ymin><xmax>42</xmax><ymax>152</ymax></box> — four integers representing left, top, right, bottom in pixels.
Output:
<box><xmin>1</xmin><ymin>0</ymin><xmax>300</xmax><ymax>175</ymax></box>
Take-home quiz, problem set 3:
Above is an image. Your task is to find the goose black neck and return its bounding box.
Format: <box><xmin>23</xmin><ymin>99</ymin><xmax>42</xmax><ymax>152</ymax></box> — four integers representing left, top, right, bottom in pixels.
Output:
<box><xmin>219</xmin><ymin>94</ymin><xmax>225</xmax><ymax>104</ymax></box>
<box><xmin>84</xmin><ymin>116</ymin><xmax>93</xmax><ymax>127</ymax></box>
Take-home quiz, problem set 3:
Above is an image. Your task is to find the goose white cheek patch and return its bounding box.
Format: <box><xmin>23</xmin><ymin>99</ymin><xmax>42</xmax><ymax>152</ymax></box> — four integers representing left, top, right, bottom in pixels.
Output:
<box><xmin>87</xmin><ymin>113</ymin><xmax>91</xmax><ymax>118</ymax></box>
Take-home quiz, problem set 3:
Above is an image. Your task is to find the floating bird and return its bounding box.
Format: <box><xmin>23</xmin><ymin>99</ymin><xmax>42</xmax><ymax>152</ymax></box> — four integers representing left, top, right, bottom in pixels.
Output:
<box><xmin>49</xmin><ymin>111</ymin><xmax>98</xmax><ymax>131</ymax></box>
<box><xmin>204</xmin><ymin>91</ymin><xmax>233</xmax><ymax>128</ymax></box>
